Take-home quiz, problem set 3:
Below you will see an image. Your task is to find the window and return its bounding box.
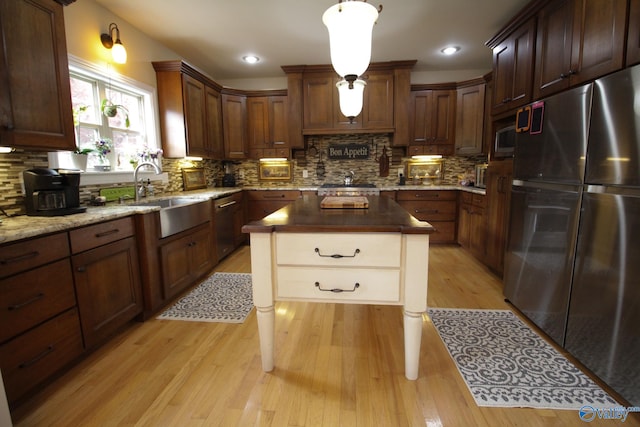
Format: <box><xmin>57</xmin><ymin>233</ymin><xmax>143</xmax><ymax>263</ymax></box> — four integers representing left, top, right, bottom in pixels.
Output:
<box><xmin>67</xmin><ymin>58</ymin><xmax>160</xmax><ymax>172</ymax></box>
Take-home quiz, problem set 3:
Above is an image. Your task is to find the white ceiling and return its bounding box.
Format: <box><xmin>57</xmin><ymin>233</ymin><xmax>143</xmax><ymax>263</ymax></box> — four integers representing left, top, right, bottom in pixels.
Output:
<box><xmin>95</xmin><ymin>0</ymin><xmax>530</xmax><ymax>82</ymax></box>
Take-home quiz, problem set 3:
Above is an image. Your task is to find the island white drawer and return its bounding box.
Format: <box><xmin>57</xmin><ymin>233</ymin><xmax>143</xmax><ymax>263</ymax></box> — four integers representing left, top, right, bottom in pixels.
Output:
<box><xmin>276</xmin><ymin>266</ymin><xmax>401</xmax><ymax>303</ymax></box>
<box><xmin>275</xmin><ymin>232</ymin><xmax>401</xmax><ymax>268</ymax></box>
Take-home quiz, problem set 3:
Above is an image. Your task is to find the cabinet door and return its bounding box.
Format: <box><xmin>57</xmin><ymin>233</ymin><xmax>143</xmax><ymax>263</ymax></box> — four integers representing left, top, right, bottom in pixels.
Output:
<box><xmin>455</xmin><ymin>84</ymin><xmax>485</xmax><ymax>156</ymax></box>
<box><xmin>72</xmin><ymin>237</ymin><xmax>143</xmax><ymax>349</ymax></box>
<box><xmin>161</xmin><ymin>233</ymin><xmax>194</xmax><ymax>299</ymax></box>
<box><xmin>269</xmin><ymin>95</ymin><xmax>288</xmax><ymax>148</ymax></box>
<box><xmin>205</xmin><ymin>86</ymin><xmax>224</xmax><ymax>159</ymax></box>
<box><xmin>485</xmin><ymin>160</ymin><xmax>513</xmax><ymax>276</ymax></box>
<box><xmin>627</xmin><ymin>0</ymin><xmax>640</xmax><ymax>66</ymax></box>
<box><xmin>182</xmin><ymin>75</ymin><xmax>207</xmax><ymax>157</ymax></box>
<box><xmin>0</xmin><ymin>0</ymin><xmax>75</xmax><ymax>150</ymax></box>
<box><xmin>569</xmin><ymin>0</ymin><xmax>627</xmax><ymax>86</ymax></box>
<box><xmin>303</xmin><ymin>73</ymin><xmax>335</xmax><ymax>130</ymax></box>
<box><xmin>534</xmin><ymin>0</ymin><xmax>573</xmax><ymax>99</ymax></box>
<box><xmin>431</xmin><ymin>90</ymin><xmax>455</xmax><ymax>145</ymax></box>
<box><xmin>361</xmin><ymin>71</ymin><xmax>394</xmax><ymax>129</ymax></box>
<box><xmin>410</xmin><ymin>91</ymin><xmax>432</xmax><ymax>144</ymax></box>
<box><xmin>492</xmin><ymin>19</ymin><xmax>535</xmax><ymax>114</ymax></box>
<box><xmin>457</xmin><ymin>203</ymin><xmax>472</xmax><ymax>248</ymax></box>
<box><xmin>189</xmin><ymin>225</ymin><xmax>214</xmax><ymax>279</ymax></box>
<box><xmin>247</xmin><ymin>97</ymin><xmax>269</xmax><ymax>150</ymax></box>
<box><xmin>222</xmin><ymin>94</ymin><xmax>247</xmax><ymax>159</ymax></box>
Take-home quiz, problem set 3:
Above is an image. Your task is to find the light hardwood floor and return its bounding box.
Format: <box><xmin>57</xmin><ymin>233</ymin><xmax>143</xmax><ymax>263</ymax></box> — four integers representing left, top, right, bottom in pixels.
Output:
<box><xmin>11</xmin><ymin>244</ymin><xmax>639</xmax><ymax>426</ymax></box>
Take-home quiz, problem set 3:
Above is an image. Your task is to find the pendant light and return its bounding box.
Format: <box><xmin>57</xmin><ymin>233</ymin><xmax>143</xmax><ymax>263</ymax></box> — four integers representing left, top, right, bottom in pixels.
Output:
<box><xmin>323</xmin><ymin>0</ymin><xmax>382</xmax><ymax>121</ymax></box>
<box><xmin>336</xmin><ymin>79</ymin><xmax>366</xmax><ymax>123</ymax></box>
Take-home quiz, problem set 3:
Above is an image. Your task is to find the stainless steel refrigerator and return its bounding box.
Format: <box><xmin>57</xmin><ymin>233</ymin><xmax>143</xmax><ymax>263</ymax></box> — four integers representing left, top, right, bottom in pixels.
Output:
<box><xmin>564</xmin><ymin>65</ymin><xmax>640</xmax><ymax>406</ymax></box>
<box><xmin>503</xmin><ymin>83</ymin><xmax>593</xmax><ymax>346</ymax></box>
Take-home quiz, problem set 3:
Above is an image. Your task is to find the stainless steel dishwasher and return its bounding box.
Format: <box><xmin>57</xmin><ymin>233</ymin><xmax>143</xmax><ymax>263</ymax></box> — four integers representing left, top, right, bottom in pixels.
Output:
<box><xmin>214</xmin><ymin>195</ymin><xmax>237</xmax><ymax>261</ymax></box>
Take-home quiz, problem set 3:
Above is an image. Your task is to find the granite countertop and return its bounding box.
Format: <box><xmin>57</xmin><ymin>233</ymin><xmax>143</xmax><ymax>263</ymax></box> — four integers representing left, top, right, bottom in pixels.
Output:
<box><xmin>0</xmin><ymin>185</ymin><xmax>484</xmax><ymax>244</ymax></box>
<box><xmin>0</xmin><ymin>187</ymin><xmax>243</xmax><ymax>244</ymax></box>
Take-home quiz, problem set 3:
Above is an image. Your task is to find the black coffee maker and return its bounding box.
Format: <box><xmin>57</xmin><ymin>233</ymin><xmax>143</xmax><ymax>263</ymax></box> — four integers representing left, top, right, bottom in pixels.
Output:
<box><xmin>23</xmin><ymin>168</ymin><xmax>86</xmax><ymax>216</ymax></box>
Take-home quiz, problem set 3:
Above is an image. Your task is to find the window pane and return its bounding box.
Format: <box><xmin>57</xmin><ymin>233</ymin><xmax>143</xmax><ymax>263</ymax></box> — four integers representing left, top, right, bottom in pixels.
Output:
<box><xmin>104</xmin><ymin>88</ymin><xmax>140</xmax><ymax>130</ymax></box>
<box><xmin>77</xmin><ymin>127</ymin><xmax>99</xmax><ymax>148</ymax></box>
<box><xmin>70</xmin><ymin>77</ymin><xmax>98</xmax><ymax>124</ymax></box>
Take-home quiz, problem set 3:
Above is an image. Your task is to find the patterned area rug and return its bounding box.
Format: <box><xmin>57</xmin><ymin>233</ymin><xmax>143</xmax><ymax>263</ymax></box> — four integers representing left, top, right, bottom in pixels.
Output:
<box><xmin>428</xmin><ymin>308</ymin><xmax>619</xmax><ymax>409</ymax></box>
<box><xmin>158</xmin><ymin>273</ymin><xmax>253</xmax><ymax>323</ymax></box>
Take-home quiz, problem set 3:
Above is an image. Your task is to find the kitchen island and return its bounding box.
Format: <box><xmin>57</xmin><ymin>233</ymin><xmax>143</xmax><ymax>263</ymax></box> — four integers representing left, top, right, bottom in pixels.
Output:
<box><xmin>242</xmin><ymin>195</ymin><xmax>434</xmax><ymax>380</ymax></box>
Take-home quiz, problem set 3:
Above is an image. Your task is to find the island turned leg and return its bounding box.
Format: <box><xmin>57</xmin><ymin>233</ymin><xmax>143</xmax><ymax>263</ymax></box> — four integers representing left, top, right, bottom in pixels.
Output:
<box><xmin>404</xmin><ymin>310</ymin><xmax>423</xmax><ymax>380</ymax></box>
<box><xmin>248</xmin><ymin>232</ymin><xmax>277</xmax><ymax>372</ymax></box>
<box><xmin>256</xmin><ymin>306</ymin><xmax>275</xmax><ymax>371</ymax></box>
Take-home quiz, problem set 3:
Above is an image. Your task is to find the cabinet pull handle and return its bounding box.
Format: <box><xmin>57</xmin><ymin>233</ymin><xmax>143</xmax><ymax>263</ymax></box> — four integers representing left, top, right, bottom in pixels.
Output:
<box><xmin>0</xmin><ymin>250</ymin><xmax>39</xmax><ymax>265</ymax></box>
<box><xmin>263</xmin><ymin>194</ymin><xmax>286</xmax><ymax>199</ymax></box>
<box><xmin>315</xmin><ymin>248</ymin><xmax>360</xmax><ymax>259</ymax></box>
<box><xmin>217</xmin><ymin>201</ymin><xmax>237</xmax><ymax>208</ymax></box>
<box><xmin>315</xmin><ymin>281</ymin><xmax>360</xmax><ymax>293</ymax></box>
<box><xmin>415</xmin><ymin>209</ymin><xmax>438</xmax><ymax>214</ymax></box>
<box><xmin>19</xmin><ymin>345</ymin><xmax>54</xmax><ymax>369</ymax></box>
<box><xmin>95</xmin><ymin>229</ymin><xmax>119</xmax><ymax>238</ymax></box>
<box><xmin>8</xmin><ymin>292</ymin><xmax>44</xmax><ymax>310</ymax></box>
<box><xmin>77</xmin><ymin>266</ymin><xmax>86</xmax><ymax>272</ymax></box>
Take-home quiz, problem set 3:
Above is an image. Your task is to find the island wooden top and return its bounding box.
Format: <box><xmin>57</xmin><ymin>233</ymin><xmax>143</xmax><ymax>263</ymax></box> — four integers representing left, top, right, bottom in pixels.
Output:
<box><xmin>242</xmin><ymin>195</ymin><xmax>435</xmax><ymax>234</ymax></box>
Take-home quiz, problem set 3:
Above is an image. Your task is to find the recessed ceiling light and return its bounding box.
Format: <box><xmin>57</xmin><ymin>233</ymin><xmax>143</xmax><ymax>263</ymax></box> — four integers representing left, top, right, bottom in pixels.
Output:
<box><xmin>243</xmin><ymin>55</ymin><xmax>260</xmax><ymax>64</ymax></box>
<box><xmin>441</xmin><ymin>46</ymin><xmax>460</xmax><ymax>56</ymax></box>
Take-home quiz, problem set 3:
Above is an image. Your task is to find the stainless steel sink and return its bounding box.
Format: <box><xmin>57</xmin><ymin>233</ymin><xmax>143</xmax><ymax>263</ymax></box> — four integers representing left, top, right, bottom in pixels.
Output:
<box><xmin>132</xmin><ymin>197</ymin><xmax>210</xmax><ymax>238</ymax></box>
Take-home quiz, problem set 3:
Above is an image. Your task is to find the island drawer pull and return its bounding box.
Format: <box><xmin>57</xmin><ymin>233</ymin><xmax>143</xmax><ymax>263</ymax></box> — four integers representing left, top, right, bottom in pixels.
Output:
<box><xmin>314</xmin><ymin>248</ymin><xmax>360</xmax><ymax>258</ymax></box>
<box><xmin>263</xmin><ymin>194</ymin><xmax>286</xmax><ymax>199</ymax></box>
<box><xmin>315</xmin><ymin>282</ymin><xmax>360</xmax><ymax>293</ymax></box>
<box><xmin>8</xmin><ymin>292</ymin><xmax>45</xmax><ymax>310</ymax></box>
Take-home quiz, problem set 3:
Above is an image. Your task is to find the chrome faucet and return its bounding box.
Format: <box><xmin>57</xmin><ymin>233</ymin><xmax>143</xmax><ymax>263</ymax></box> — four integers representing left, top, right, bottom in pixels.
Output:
<box><xmin>134</xmin><ymin>161</ymin><xmax>162</xmax><ymax>201</ymax></box>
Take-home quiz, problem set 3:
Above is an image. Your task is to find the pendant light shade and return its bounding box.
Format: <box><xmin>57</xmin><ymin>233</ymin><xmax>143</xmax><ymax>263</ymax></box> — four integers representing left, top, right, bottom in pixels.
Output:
<box><xmin>322</xmin><ymin>1</ymin><xmax>380</xmax><ymax>80</ymax></box>
<box><xmin>336</xmin><ymin>78</ymin><xmax>366</xmax><ymax>121</ymax></box>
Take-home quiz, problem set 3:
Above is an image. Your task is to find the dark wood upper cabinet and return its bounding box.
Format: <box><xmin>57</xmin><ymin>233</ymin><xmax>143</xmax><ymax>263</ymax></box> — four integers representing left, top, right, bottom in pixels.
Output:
<box><xmin>153</xmin><ymin>60</ymin><xmax>224</xmax><ymax>159</ymax></box>
<box><xmin>534</xmin><ymin>0</ymin><xmax>627</xmax><ymax>99</ymax></box>
<box><xmin>626</xmin><ymin>0</ymin><xmax>640</xmax><ymax>66</ymax></box>
<box><xmin>0</xmin><ymin>0</ymin><xmax>75</xmax><ymax>151</ymax></box>
<box><xmin>222</xmin><ymin>93</ymin><xmax>248</xmax><ymax>159</ymax></box>
<box><xmin>247</xmin><ymin>94</ymin><xmax>289</xmax><ymax>159</ymax></box>
<box><xmin>455</xmin><ymin>81</ymin><xmax>486</xmax><ymax>156</ymax></box>
<box><xmin>490</xmin><ymin>18</ymin><xmax>536</xmax><ymax>114</ymax></box>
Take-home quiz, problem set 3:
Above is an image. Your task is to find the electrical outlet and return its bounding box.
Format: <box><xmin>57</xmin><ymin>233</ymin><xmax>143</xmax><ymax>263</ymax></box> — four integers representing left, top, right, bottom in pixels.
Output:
<box><xmin>397</xmin><ymin>168</ymin><xmax>404</xmax><ymax>177</ymax></box>
<box><xmin>302</xmin><ymin>169</ymin><xmax>309</xmax><ymax>178</ymax></box>
<box><xmin>238</xmin><ymin>169</ymin><xmax>245</xmax><ymax>179</ymax></box>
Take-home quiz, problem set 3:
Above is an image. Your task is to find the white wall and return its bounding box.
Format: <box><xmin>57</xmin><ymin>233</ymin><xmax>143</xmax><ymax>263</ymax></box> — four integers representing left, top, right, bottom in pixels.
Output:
<box><xmin>63</xmin><ymin>0</ymin><xmax>183</xmax><ymax>88</ymax></box>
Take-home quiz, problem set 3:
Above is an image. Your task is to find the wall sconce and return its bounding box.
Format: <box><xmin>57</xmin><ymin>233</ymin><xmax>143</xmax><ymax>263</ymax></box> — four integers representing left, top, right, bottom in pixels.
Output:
<box><xmin>336</xmin><ymin>78</ymin><xmax>366</xmax><ymax>123</ymax></box>
<box><xmin>101</xmin><ymin>22</ymin><xmax>127</xmax><ymax>64</ymax></box>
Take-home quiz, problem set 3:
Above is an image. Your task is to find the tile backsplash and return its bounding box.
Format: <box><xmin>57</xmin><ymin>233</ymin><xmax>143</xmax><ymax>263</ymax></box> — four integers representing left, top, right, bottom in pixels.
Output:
<box><xmin>0</xmin><ymin>137</ymin><xmax>486</xmax><ymax>216</ymax></box>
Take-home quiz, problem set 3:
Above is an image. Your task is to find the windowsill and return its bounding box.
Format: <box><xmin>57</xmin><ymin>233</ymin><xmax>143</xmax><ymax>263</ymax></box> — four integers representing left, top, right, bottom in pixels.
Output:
<box><xmin>79</xmin><ymin>171</ymin><xmax>169</xmax><ymax>186</ymax></box>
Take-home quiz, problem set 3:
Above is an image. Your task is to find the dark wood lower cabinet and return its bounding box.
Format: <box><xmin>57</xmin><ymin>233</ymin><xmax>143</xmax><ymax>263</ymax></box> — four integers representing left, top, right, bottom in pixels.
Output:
<box><xmin>160</xmin><ymin>222</ymin><xmax>214</xmax><ymax>300</ymax></box>
<box><xmin>72</xmin><ymin>237</ymin><xmax>143</xmax><ymax>349</ymax></box>
<box><xmin>0</xmin><ymin>308</ymin><xmax>83</xmax><ymax>406</ymax></box>
<box><xmin>458</xmin><ymin>192</ymin><xmax>487</xmax><ymax>262</ymax></box>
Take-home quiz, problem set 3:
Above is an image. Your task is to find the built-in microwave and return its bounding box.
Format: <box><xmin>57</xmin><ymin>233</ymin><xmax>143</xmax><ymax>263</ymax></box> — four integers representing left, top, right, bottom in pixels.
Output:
<box><xmin>494</xmin><ymin>125</ymin><xmax>516</xmax><ymax>158</ymax></box>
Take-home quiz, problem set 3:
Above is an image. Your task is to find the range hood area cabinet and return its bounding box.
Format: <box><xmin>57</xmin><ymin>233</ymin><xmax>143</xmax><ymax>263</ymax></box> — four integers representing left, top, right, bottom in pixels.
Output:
<box><xmin>0</xmin><ymin>0</ymin><xmax>76</xmax><ymax>151</ymax></box>
<box><xmin>282</xmin><ymin>61</ymin><xmax>415</xmax><ymax>144</ymax></box>
<box><xmin>153</xmin><ymin>60</ymin><xmax>225</xmax><ymax>159</ymax></box>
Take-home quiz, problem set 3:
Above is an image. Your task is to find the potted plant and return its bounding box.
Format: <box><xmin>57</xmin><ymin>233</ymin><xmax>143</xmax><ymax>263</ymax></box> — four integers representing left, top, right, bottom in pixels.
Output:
<box><xmin>93</xmin><ymin>138</ymin><xmax>113</xmax><ymax>171</ymax></box>
<box><xmin>101</xmin><ymin>99</ymin><xmax>130</xmax><ymax>128</ymax></box>
<box><xmin>68</xmin><ymin>147</ymin><xmax>94</xmax><ymax>172</ymax></box>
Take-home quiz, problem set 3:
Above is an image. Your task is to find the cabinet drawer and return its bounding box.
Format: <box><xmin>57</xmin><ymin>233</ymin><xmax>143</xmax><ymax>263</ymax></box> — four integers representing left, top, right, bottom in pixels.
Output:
<box><xmin>397</xmin><ymin>190</ymin><xmax>456</xmax><ymax>201</ymax></box>
<box><xmin>0</xmin><ymin>259</ymin><xmax>76</xmax><ymax>343</ymax></box>
<box><xmin>69</xmin><ymin>217</ymin><xmax>135</xmax><ymax>254</ymax></box>
<box><xmin>245</xmin><ymin>190</ymin><xmax>301</xmax><ymax>201</ymax></box>
<box><xmin>276</xmin><ymin>232</ymin><xmax>401</xmax><ymax>268</ymax></box>
<box><xmin>0</xmin><ymin>308</ymin><xmax>84</xmax><ymax>405</ymax></box>
<box><xmin>276</xmin><ymin>267</ymin><xmax>401</xmax><ymax>304</ymax></box>
<box><xmin>399</xmin><ymin>200</ymin><xmax>457</xmax><ymax>221</ymax></box>
<box><xmin>0</xmin><ymin>233</ymin><xmax>69</xmax><ymax>279</ymax></box>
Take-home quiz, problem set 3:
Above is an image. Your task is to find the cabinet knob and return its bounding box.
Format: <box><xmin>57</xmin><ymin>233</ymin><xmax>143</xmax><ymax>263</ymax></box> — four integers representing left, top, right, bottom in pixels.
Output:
<box><xmin>77</xmin><ymin>266</ymin><xmax>86</xmax><ymax>272</ymax></box>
